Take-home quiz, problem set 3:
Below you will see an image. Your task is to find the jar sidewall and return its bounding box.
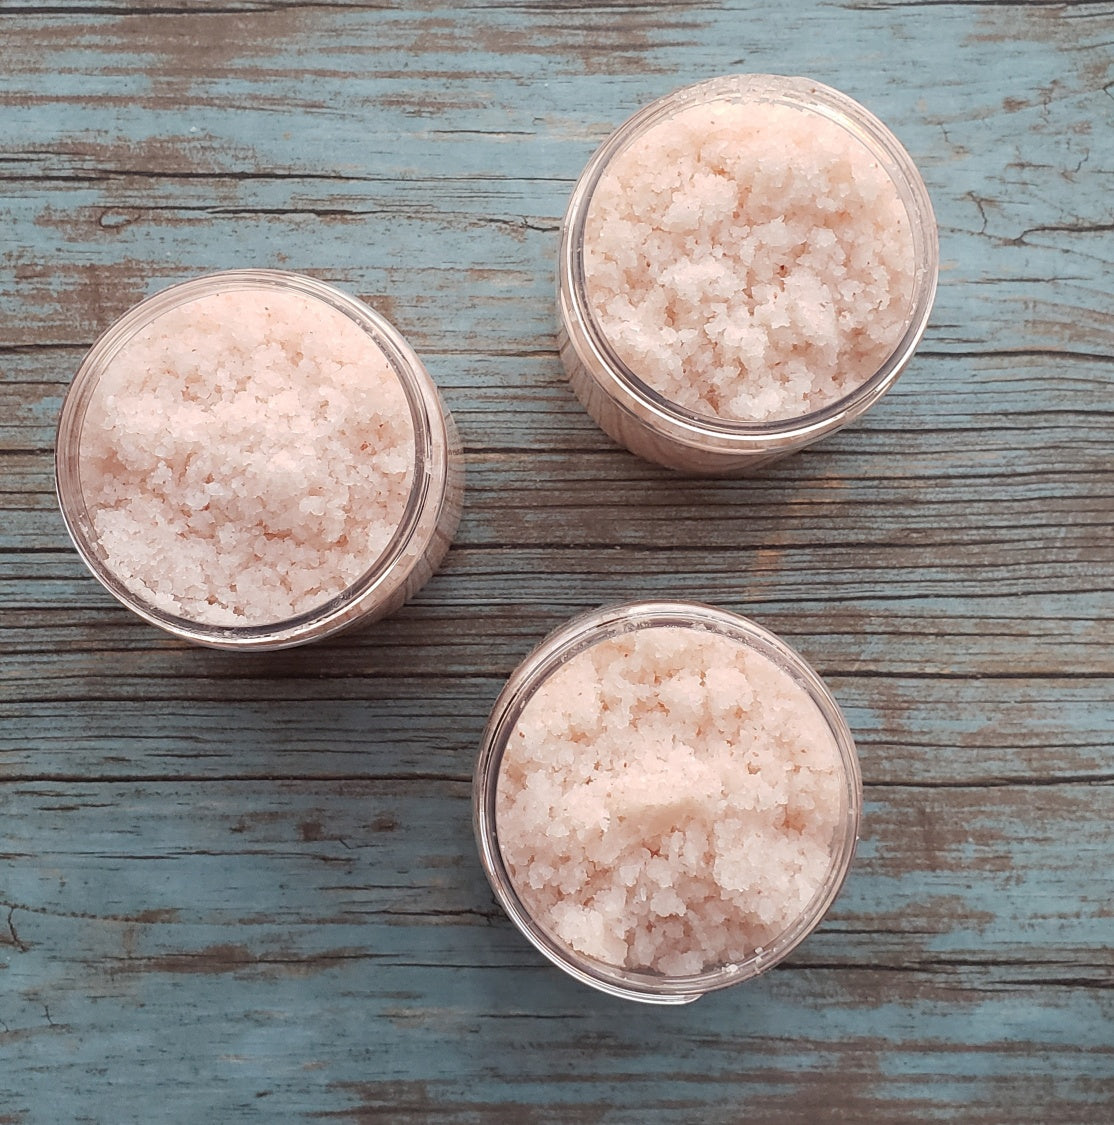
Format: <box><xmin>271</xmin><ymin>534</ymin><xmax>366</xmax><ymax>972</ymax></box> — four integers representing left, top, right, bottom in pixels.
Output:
<box><xmin>474</xmin><ymin>601</ymin><xmax>863</xmax><ymax>1001</ymax></box>
<box><xmin>55</xmin><ymin>270</ymin><xmax>459</xmax><ymax>649</ymax></box>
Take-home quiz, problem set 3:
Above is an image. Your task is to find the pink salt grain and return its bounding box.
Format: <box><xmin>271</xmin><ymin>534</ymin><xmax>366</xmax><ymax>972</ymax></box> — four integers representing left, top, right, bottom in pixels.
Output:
<box><xmin>80</xmin><ymin>287</ymin><xmax>415</xmax><ymax>626</ymax></box>
<box><xmin>583</xmin><ymin>98</ymin><xmax>916</xmax><ymax>422</ymax></box>
<box><xmin>495</xmin><ymin>626</ymin><xmax>844</xmax><ymax>976</ymax></box>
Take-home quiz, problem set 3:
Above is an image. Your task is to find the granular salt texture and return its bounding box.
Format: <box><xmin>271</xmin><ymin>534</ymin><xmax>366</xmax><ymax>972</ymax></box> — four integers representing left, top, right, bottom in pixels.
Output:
<box><xmin>495</xmin><ymin>626</ymin><xmax>844</xmax><ymax>976</ymax></box>
<box><xmin>583</xmin><ymin>97</ymin><xmax>916</xmax><ymax>421</ymax></box>
<box><xmin>80</xmin><ymin>287</ymin><xmax>415</xmax><ymax>626</ymax></box>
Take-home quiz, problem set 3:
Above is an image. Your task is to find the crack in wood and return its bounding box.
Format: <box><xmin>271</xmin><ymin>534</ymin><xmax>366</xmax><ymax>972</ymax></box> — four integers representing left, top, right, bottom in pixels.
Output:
<box><xmin>1016</xmin><ymin>221</ymin><xmax>1114</xmax><ymax>243</ymax></box>
<box><xmin>5</xmin><ymin>907</ymin><xmax>30</xmax><ymax>953</ymax></box>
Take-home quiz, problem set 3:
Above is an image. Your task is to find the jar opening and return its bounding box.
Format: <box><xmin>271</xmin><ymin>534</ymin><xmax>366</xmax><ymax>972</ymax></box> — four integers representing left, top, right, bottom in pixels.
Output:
<box><xmin>474</xmin><ymin>602</ymin><xmax>862</xmax><ymax>1003</ymax></box>
<box><xmin>559</xmin><ymin>74</ymin><xmax>939</xmax><ymax>453</ymax></box>
<box><xmin>55</xmin><ymin>270</ymin><xmax>456</xmax><ymax>649</ymax></box>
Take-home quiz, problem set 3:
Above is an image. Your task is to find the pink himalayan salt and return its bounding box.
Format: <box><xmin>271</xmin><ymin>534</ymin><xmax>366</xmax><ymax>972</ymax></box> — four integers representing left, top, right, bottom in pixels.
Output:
<box><xmin>81</xmin><ymin>287</ymin><xmax>415</xmax><ymax>626</ymax></box>
<box><xmin>583</xmin><ymin>98</ymin><xmax>915</xmax><ymax>422</ymax></box>
<box><xmin>496</xmin><ymin>626</ymin><xmax>843</xmax><ymax>976</ymax></box>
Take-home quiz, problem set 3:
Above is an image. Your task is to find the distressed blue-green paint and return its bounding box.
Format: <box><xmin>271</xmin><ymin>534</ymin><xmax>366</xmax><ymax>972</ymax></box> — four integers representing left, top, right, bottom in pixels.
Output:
<box><xmin>2</xmin><ymin>0</ymin><xmax>1113</xmax><ymax>1122</ymax></box>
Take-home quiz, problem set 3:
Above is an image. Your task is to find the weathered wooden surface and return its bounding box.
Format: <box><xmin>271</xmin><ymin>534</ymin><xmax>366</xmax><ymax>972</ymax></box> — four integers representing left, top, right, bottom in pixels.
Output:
<box><xmin>1</xmin><ymin>1</ymin><xmax>1111</xmax><ymax>1121</ymax></box>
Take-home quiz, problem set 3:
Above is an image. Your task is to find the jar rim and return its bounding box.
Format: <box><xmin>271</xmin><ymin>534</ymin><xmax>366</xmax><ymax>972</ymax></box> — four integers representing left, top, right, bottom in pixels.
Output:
<box><xmin>558</xmin><ymin>73</ymin><xmax>940</xmax><ymax>454</ymax></box>
<box><xmin>473</xmin><ymin>600</ymin><xmax>863</xmax><ymax>1003</ymax></box>
<box><xmin>55</xmin><ymin>269</ymin><xmax>451</xmax><ymax>650</ymax></box>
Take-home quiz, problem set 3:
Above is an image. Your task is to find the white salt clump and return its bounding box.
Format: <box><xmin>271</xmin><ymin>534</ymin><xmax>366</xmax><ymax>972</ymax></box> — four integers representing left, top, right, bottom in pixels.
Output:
<box><xmin>496</xmin><ymin>626</ymin><xmax>844</xmax><ymax>975</ymax></box>
<box><xmin>81</xmin><ymin>287</ymin><xmax>415</xmax><ymax>626</ymax></box>
<box><xmin>583</xmin><ymin>98</ymin><xmax>916</xmax><ymax>421</ymax></box>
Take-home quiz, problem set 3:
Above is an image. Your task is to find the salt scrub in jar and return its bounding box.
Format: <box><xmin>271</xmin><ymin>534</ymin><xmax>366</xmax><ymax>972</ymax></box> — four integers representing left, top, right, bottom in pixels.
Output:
<box><xmin>558</xmin><ymin>74</ymin><xmax>939</xmax><ymax>474</ymax></box>
<box><xmin>474</xmin><ymin>602</ymin><xmax>861</xmax><ymax>1004</ymax></box>
<box><xmin>55</xmin><ymin>270</ymin><xmax>462</xmax><ymax>650</ymax></box>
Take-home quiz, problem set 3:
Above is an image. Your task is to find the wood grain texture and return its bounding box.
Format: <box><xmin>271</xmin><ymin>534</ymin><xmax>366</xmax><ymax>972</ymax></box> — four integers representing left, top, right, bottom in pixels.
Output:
<box><xmin>1</xmin><ymin>1</ymin><xmax>1112</xmax><ymax>1122</ymax></box>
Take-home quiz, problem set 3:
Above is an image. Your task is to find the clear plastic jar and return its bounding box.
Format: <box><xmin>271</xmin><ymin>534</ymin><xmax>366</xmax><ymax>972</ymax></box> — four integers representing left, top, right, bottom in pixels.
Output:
<box><xmin>55</xmin><ymin>270</ymin><xmax>463</xmax><ymax>650</ymax></box>
<box><xmin>557</xmin><ymin>74</ymin><xmax>939</xmax><ymax>474</ymax></box>
<box><xmin>473</xmin><ymin>601</ymin><xmax>862</xmax><ymax>1004</ymax></box>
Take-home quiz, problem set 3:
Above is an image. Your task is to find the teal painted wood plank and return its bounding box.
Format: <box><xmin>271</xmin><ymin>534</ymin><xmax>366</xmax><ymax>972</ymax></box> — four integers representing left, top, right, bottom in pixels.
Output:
<box><xmin>3</xmin><ymin>959</ymin><xmax>1108</xmax><ymax>1123</ymax></box>
<box><xmin>1</xmin><ymin>599</ymin><xmax>1109</xmax><ymax>721</ymax></box>
<box><xmin>2</xmin><ymin>782</ymin><xmax>1112</xmax><ymax>1120</ymax></box>
<box><xmin>0</xmin><ymin>596</ymin><xmax>1109</xmax><ymax>684</ymax></box>
<box><xmin>7</xmin><ymin>350</ymin><xmax>1114</xmax><ymax>459</ymax></box>
<box><xmin>2</xmin><ymin>780</ymin><xmax>1111</xmax><ymax>962</ymax></box>
<box><xmin>0</xmin><ymin>679</ymin><xmax>1109</xmax><ymax>785</ymax></box>
<box><xmin>0</xmin><ymin>7</ymin><xmax>1109</xmax><ymax>358</ymax></box>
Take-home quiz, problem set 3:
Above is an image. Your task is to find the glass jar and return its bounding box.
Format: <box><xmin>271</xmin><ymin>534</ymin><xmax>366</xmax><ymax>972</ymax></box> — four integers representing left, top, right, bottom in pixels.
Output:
<box><xmin>557</xmin><ymin>74</ymin><xmax>939</xmax><ymax>474</ymax></box>
<box><xmin>473</xmin><ymin>601</ymin><xmax>862</xmax><ymax>1004</ymax></box>
<box><xmin>55</xmin><ymin>270</ymin><xmax>463</xmax><ymax>650</ymax></box>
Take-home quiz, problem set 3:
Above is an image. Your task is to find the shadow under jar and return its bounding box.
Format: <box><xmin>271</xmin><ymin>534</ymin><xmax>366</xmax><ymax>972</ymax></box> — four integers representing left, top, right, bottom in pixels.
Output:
<box><xmin>56</xmin><ymin>270</ymin><xmax>462</xmax><ymax>650</ymax></box>
<box><xmin>558</xmin><ymin>74</ymin><xmax>939</xmax><ymax>474</ymax></box>
<box><xmin>474</xmin><ymin>602</ymin><xmax>862</xmax><ymax>1004</ymax></box>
